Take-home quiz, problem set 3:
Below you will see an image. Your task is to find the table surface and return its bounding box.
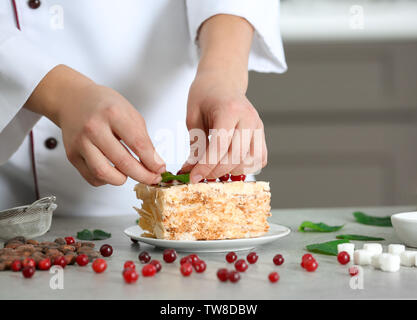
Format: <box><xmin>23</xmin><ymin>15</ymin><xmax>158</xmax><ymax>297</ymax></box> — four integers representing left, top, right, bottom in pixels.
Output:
<box><xmin>1</xmin><ymin>206</ymin><xmax>416</xmax><ymax>300</ymax></box>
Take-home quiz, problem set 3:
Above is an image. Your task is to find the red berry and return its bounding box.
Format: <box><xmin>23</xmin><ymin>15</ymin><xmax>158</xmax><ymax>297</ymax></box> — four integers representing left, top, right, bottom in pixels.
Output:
<box><xmin>11</xmin><ymin>260</ymin><xmax>22</xmax><ymax>272</ymax></box>
<box><xmin>194</xmin><ymin>260</ymin><xmax>206</xmax><ymax>273</ymax></box>
<box><xmin>228</xmin><ymin>270</ymin><xmax>241</xmax><ymax>283</ymax></box>
<box><xmin>100</xmin><ymin>244</ymin><xmax>113</xmax><ymax>257</ymax></box>
<box><xmin>219</xmin><ymin>174</ymin><xmax>230</xmax><ymax>182</ymax></box>
<box><xmin>22</xmin><ymin>266</ymin><xmax>35</xmax><ymax>278</ymax></box>
<box><xmin>337</xmin><ymin>251</ymin><xmax>350</xmax><ymax>265</ymax></box>
<box><xmin>65</xmin><ymin>236</ymin><xmax>75</xmax><ymax>245</ymax></box>
<box><xmin>76</xmin><ymin>254</ymin><xmax>89</xmax><ymax>266</ymax></box>
<box><xmin>349</xmin><ymin>266</ymin><xmax>359</xmax><ymax>276</ymax></box>
<box><xmin>38</xmin><ymin>258</ymin><xmax>51</xmax><ymax>271</ymax></box>
<box><xmin>188</xmin><ymin>254</ymin><xmax>199</xmax><ymax>264</ymax></box>
<box><xmin>226</xmin><ymin>252</ymin><xmax>237</xmax><ymax>263</ymax></box>
<box><xmin>247</xmin><ymin>252</ymin><xmax>258</xmax><ymax>264</ymax></box>
<box><xmin>304</xmin><ymin>259</ymin><xmax>318</xmax><ymax>272</ymax></box>
<box><xmin>150</xmin><ymin>260</ymin><xmax>162</xmax><ymax>273</ymax></box>
<box><xmin>180</xmin><ymin>256</ymin><xmax>193</xmax><ymax>265</ymax></box>
<box><xmin>163</xmin><ymin>249</ymin><xmax>177</xmax><ymax>263</ymax></box>
<box><xmin>199</xmin><ymin>179</ymin><xmax>205</xmax><ymax>183</ymax></box>
<box><xmin>302</xmin><ymin>254</ymin><xmax>314</xmax><ymax>263</ymax></box>
<box><xmin>217</xmin><ymin>268</ymin><xmax>229</xmax><ymax>282</ymax></box>
<box><xmin>142</xmin><ymin>264</ymin><xmax>157</xmax><ymax>277</ymax></box>
<box><xmin>92</xmin><ymin>258</ymin><xmax>107</xmax><ymax>273</ymax></box>
<box><xmin>123</xmin><ymin>268</ymin><xmax>139</xmax><ymax>284</ymax></box>
<box><xmin>206</xmin><ymin>178</ymin><xmax>217</xmax><ymax>182</ymax></box>
<box><xmin>124</xmin><ymin>260</ymin><xmax>136</xmax><ymax>270</ymax></box>
<box><xmin>53</xmin><ymin>256</ymin><xmax>67</xmax><ymax>268</ymax></box>
<box><xmin>139</xmin><ymin>251</ymin><xmax>151</xmax><ymax>264</ymax></box>
<box><xmin>22</xmin><ymin>258</ymin><xmax>36</xmax><ymax>269</ymax></box>
<box><xmin>180</xmin><ymin>262</ymin><xmax>193</xmax><ymax>276</ymax></box>
<box><xmin>230</xmin><ymin>174</ymin><xmax>246</xmax><ymax>181</ymax></box>
<box><xmin>273</xmin><ymin>254</ymin><xmax>284</xmax><ymax>266</ymax></box>
<box><xmin>235</xmin><ymin>259</ymin><xmax>248</xmax><ymax>272</ymax></box>
<box><xmin>269</xmin><ymin>271</ymin><xmax>280</xmax><ymax>283</ymax></box>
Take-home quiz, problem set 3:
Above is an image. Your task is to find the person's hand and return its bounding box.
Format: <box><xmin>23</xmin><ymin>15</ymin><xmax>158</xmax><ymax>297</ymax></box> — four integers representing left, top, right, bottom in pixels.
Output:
<box><xmin>24</xmin><ymin>65</ymin><xmax>165</xmax><ymax>186</ymax></box>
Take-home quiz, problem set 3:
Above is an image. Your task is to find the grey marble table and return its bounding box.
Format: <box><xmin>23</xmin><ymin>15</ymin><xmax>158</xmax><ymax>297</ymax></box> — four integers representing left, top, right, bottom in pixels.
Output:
<box><xmin>1</xmin><ymin>206</ymin><xmax>416</xmax><ymax>300</ymax></box>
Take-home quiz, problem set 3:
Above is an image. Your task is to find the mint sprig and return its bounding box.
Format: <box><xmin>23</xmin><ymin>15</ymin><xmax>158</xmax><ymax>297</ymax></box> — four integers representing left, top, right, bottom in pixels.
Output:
<box><xmin>298</xmin><ymin>221</ymin><xmax>344</xmax><ymax>232</ymax></box>
<box><xmin>161</xmin><ymin>172</ymin><xmax>190</xmax><ymax>184</ymax></box>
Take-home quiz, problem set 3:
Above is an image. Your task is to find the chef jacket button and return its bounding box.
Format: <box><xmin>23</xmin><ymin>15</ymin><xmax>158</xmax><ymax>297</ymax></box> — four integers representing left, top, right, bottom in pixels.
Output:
<box><xmin>44</xmin><ymin>137</ymin><xmax>58</xmax><ymax>150</ymax></box>
<box><xmin>28</xmin><ymin>0</ymin><xmax>41</xmax><ymax>9</ymax></box>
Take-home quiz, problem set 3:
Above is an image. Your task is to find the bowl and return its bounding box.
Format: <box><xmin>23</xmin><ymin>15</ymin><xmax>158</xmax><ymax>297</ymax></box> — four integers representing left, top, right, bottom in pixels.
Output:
<box><xmin>391</xmin><ymin>211</ymin><xmax>417</xmax><ymax>248</ymax></box>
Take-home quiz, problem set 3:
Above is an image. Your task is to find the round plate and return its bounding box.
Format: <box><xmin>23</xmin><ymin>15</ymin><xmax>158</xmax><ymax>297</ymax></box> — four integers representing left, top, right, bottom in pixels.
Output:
<box><xmin>124</xmin><ymin>223</ymin><xmax>291</xmax><ymax>253</ymax></box>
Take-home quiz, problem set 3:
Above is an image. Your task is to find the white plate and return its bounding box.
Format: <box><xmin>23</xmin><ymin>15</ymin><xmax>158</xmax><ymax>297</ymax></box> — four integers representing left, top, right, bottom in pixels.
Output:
<box><xmin>124</xmin><ymin>223</ymin><xmax>291</xmax><ymax>253</ymax></box>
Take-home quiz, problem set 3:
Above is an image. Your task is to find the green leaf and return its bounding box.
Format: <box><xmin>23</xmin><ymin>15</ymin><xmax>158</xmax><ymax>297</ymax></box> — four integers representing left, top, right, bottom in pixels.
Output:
<box><xmin>306</xmin><ymin>239</ymin><xmax>350</xmax><ymax>256</ymax></box>
<box><xmin>353</xmin><ymin>211</ymin><xmax>392</xmax><ymax>227</ymax></box>
<box><xmin>76</xmin><ymin>229</ymin><xmax>111</xmax><ymax>241</ymax></box>
<box><xmin>161</xmin><ymin>171</ymin><xmax>190</xmax><ymax>184</ymax></box>
<box><xmin>92</xmin><ymin>229</ymin><xmax>111</xmax><ymax>240</ymax></box>
<box><xmin>336</xmin><ymin>234</ymin><xmax>385</xmax><ymax>241</ymax></box>
<box><xmin>77</xmin><ymin>229</ymin><xmax>94</xmax><ymax>241</ymax></box>
<box><xmin>298</xmin><ymin>221</ymin><xmax>344</xmax><ymax>232</ymax></box>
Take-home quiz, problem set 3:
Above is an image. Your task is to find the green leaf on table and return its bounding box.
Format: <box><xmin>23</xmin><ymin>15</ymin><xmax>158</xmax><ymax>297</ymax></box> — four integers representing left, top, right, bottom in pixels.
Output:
<box><xmin>92</xmin><ymin>229</ymin><xmax>111</xmax><ymax>240</ymax></box>
<box><xmin>161</xmin><ymin>171</ymin><xmax>190</xmax><ymax>184</ymax></box>
<box><xmin>336</xmin><ymin>234</ymin><xmax>385</xmax><ymax>241</ymax></box>
<box><xmin>298</xmin><ymin>221</ymin><xmax>344</xmax><ymax>232</ymax></box>
<box><xmin>353</xmin><ymin>211</ymin><xmax>392</xmax><ymax>227</ymax></box>
<box><xmin>76</xmin><ymin>229</ymin><xmax>111</xmax><ymax>240</ymax></box>
<box><xmin>306</xmin><ymin>239</ymin><xmax>350</xmax><ymax>256</ymax></box>
<box><xmin>76</xmin><ymin>229</ymin><xmax>94</xmax><ymax>241</ymax></box>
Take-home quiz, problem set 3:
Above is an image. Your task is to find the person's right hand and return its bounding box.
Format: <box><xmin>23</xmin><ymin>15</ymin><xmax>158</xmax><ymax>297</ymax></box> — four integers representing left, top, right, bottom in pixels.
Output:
<box><xmin>24</xmin><ymin>65</ymin><xmax>165</xmax><ymax>186</ymax></box>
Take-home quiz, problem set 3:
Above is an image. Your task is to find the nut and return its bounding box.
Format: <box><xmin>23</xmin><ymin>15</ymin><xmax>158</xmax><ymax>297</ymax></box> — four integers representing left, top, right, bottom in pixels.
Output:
<box><xmin>54</xmin><ymin>238</ymin><xmax>66</xmax><ymax>245</ymax></box>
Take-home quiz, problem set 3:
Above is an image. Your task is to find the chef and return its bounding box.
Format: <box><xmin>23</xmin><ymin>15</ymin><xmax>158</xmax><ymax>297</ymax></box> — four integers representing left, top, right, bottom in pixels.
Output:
<box><xmin>0</xmin><ymin>0</ymin><xmax>286</xmax><ymax>216</ymax></box>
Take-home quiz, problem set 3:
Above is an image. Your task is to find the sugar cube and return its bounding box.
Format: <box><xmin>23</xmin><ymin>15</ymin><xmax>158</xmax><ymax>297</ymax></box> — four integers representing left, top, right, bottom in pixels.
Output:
<box><xmin>380</xmin><ymin>253</ymin><xmax>400</xmax><ymax>272</ymax></box>
<box><xmin>371</xmin><ymin>254</ymin><xmax>382</xmax><ymax>269</ymax></box>
<box><xmin>388</xmin><ymin>244</ymin><xmax>405</xmax><ymax>255</ymax></box>
<box><xmin>354</xmin><ymin>249</ymin><xmax>373</xmax><ymax>265</ymax></box>
<box><xmin>363</xmin><ymin>243</ymin><xmax>383</xmax><ymax>256</ymax></box>
<box><xmin>337</xmin><ymin>243</ymin><xmax>355</xmax><ymax>261</ymax></box>
<box><xmin>400</xmin><ymin>251</ymin><xmax>417</xmax><ymax>267</ymax></box>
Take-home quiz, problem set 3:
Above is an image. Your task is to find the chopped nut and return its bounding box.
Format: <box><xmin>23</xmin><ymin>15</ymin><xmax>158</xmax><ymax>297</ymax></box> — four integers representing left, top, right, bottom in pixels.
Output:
<box><xmin>26</xmin><ymin>239</ymin><xmax>39</xmax><ymax>245</ymax></box>
<box><xmin>54</xmin><ymin>238</ymin><xmax>66</xmax><ymax>245</ymax></box>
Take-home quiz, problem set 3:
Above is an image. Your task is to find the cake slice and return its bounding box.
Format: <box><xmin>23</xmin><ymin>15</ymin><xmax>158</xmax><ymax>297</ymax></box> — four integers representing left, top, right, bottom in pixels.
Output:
<box><xmin>133</xmin><ymin>181</ymin><xmax>271</xmax><ymax>240</ymax></box>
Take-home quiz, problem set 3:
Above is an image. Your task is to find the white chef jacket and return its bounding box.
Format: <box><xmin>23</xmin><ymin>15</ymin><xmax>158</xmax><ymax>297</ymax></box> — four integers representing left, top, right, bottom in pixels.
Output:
<box><xmin>0</xmin><ymin>0</ymin><xmax>286</xmax><ymax>216</ymax></box>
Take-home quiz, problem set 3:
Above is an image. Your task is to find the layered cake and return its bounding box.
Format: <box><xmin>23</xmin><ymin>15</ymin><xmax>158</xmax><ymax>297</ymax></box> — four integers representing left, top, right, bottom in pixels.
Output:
<box><xmin>134</xmin><ymin>180</ymin><xmax>271</xmax><ymax>240</ymax></box>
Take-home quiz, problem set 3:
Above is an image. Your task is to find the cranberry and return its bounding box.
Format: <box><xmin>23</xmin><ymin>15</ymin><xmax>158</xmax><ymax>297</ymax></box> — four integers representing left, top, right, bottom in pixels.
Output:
<box><xmin>302</xmin><ymin>254</ymin><xmax>314</xmax><ymax>263</ymax></box>
<box><xmin>123</xmin><ymin>268</ymin><xmax>139</xmax><ymax>284</ymax></box>
<box><xmin>273</xmin><ymin>254</ymin><xmax>284</xmax><ymax>266</ymax></box>
<box><xmin>163</xmin><ymin>249</ymin><xmax>177</xmax><ymax>263</ymax></box>
<box><xmin>188</xmin><ymin>254</ymin><xmax>199</xmax><ymax>264</ymax></box>
<box><xmin>247</xmin><ymin>252</ymin><xmax>258</xmax><ymax>264</ymax></box>
<box><xmin>124</xmin><ymin>260</ymin><xmax>136</xmax><ymax>270</ymax></box>
<box><xmin>11</xmin><ymin>260</ymin><xmax>22</xmax><ymax>272</ymax></box>
<box><xmin>22</xmin><ymin>258</ymin><xmax>36</xmax><ymax>269</ymax></box>
<box><xmin>194</xmin><ymin>260</ymin><xmax>206</xmax><ymax>273</ymax></box>
<box><xmin>226</xmin><ymin>252</ymin><xmax>237</xmax><ymax>263</ymax></box>
<box><xmin>100</xmin><ymin>244</ymin><xmax>113</xmax><ymax>257</ymax></box>
<box><xmin>38</xmin><ymin>258</ymin><xmax>51</xmax><ymax>271</ymax></box>
<box><xmin>92</xmin><ymin>258</ymin><xmax>107</xmax><ymax>273</ymax></box>
<box><xmin>22</xmin><ymin>266</ymin><xmax>35</xmax><ymax>278</ymax></box>
<box><xmin>269</xmin><ymin>271</ymin><xmax>280</xmax><ymax>283</ymax></box>
<box><xmin>230</xmin><ymin>174</ymin><xmax>246</xmax><ymax>181</ymax></box>
<box><xmin>180</xmin><ymin>262</ymin><xmax>193</xmax><ymax>276</ymax></box>
<box><xmin>53</xmin><ymin>256</ymin><xmax>67</xmax><ymax>268</ymax></box>
<box><xmin>180</xmin><ymin>256</ymin><xmax>193</xmax><ymax>265</ymax></box>
<box><xmin>217</xmin><ymin>268</ymin><xmax>229</xmax><ymax>282</ymax></box>
<box><xmin>76</xmin><ymin>254</ymin><xmax>89</xmax><ymax>266</ymax></box>
<box><xmin>142</xmin><ymin>264</ymin><xmax>157</xmax><ymax>277</ymax></box>
<box><xmin>228</xmin><ymin>270</ymin><xmax>241</xmax><ymax>283</ymax></box>
<box><xmin>337</xmin><ymin>251</ymin><xmax>350</xmax><ymax>265</ymax></box>
<box><xmin>304</xmin><ymin>259</ymin><xmax>318</xmax><ymax>272</ymax></box>
<box><xmin>139</xmin><ymin>251</ymin><xmax>151</xmax><ymax>264</ymax></box>
<box><xmin>65</xmin><ymin>236</ymin><xmax>75</xmax><ymax>245</ymax></box>
<box><xmin>349</xmin><ymin>266</ymin><xmax>359</xmax><ymax>276</ymax></box>
<box><xmin>235</xmin><ymin>259</ymin><xmax>248</xmax><ymax>272</ymax></box>
<box><xmin>206</xmin><ymin>178</ymin><xmax>217</xmax><ymax>182</ymax></box>
<box><xmin>150</xmin><ymin>260</ymin><xmax>162</xmax><ymax>273</ymax></box>
<box><xmin>199</xmin><ymin>179</ymin><xmax>205</xmax><ymax>183</ymax></box>
<box><xmin>219</xmin><ymin>174</ymin><xmax>230</xmax><ymax>182</ymax></box>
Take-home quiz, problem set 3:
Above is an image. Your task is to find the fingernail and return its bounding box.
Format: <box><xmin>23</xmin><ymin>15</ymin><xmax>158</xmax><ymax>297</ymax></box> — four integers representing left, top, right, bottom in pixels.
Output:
<box><xmin>153</xmin><ymin>176</ymin><xmax>162</xmax><ymax>184</ymax></box>
<box><xmin>158</xmin><ymin>166</ymin><xmax>166</xmax><ymax>174</ymax></box>
<box><xmin>191</xmin><ymin>174</ymin><xmax>203</xmax><ymax>184</ymax></box>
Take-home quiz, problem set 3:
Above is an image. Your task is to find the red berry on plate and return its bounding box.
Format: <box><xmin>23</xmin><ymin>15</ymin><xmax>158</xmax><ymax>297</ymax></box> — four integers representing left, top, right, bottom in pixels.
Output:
<box><xmin>142</xmin><ymin>264</ymin><xmax>157</xmax><ymax>277</ymax></box>
<box><xmin>349</xmin><ymin>266</ymin><xmax>359</xmax><ymax>276</ymax></box>
<box><xmin>230</xmin><ymin>174</ymin><xmax>246</xmax><ymax>182</ymax></box>
<box><xmin>38</xmin><ymin>258</ymin><xmax>51</xmax><ymax>271</ymax></box>
<box><xmin>76</xmin><ymin>254</ymin><xmax>89</xmax><ymax>266</ymax></box>
<box><xmin>226</xmin><ymin>252</ymin><xmax>237</xmax><ymax>263</ymax></box>
<box><xmin>138</xmin><ymin>251</ymin><xmax>151</xmax><ymax>264</ymax></box>
<box><xmin>235</xmin><ymin>259</ymin><xmax>248</xmax><ymax>272</ymax></box>
<box><xmin>206</xmin><ymin>178</ymin><xmax>217</xmax><ymax>182</ymax></box>
<box><xmin>100</xmin><ymin>244</ymin><xmax>113</xmax><ymax>257</ymax></box>
<box><xmin>188</xmin><ymin>254</ymin><xmax>199</xmax><ymax>264</ymax></box>
<box><xmin>180</xmin><ymin>262</ymin><xmax>193</xmax><ymax>276</ymax></box>
<box><xmin>337</xmin><ymin>251</ymin><xmax>350</xmax><ymax>265</ymax></box>
<box><xmin>124</xmin><ymin>260</ymin><xmax>136</xmax><ymax>270</ymax></box>
<box><xmin>65</xmin><ymin>236</ymin><xmax>75</xmax><ymax>245</ymax></box>
<box><xmin>22</xmin><ymin>266</ymin><xmax>35</xmax><ymax>278</ymax></box>
<box><xmin>163</xmin><ymin>249</ymin><xmax>177</xmax><ymax>263</ymax></box>
<box><xmin>150</xmin><ymin>260</ymin><xmax>162</xmax><ymax>273</ymax></box>
<box><xmin>194</xmin><ymin>260</ymin><xmax>206</xmax><ymax>273</ymax></box>
<box><xmin>123</xmin><ymin>268</ymin><xmax>139</xmax><ymax>284</ymax></box>
<box><xmin>219</xmin><ymin>174</ymin><xmax>230</xmax><ymax>182</ymax></box>
<box><xmin>273</xmin><ymin>254</ymin><xmax>284</xmax><ymax>266</ymax></box>
<box><xmin>92</xmin><ymin>258</ymin><xmax>107</xmax><ymax>273</ymax></box>
<box><xmin>228</xmin><ymin>270</ymin><xmax>241</xmax><ymax>283</ymax></box>
<box><xmin>304</xmin><ymin>259</ymin><xmax>318</xmax><ymax>272</ymax></box>
<box><xmin>268</xmin><ymin>271</ymin><xmax>280</xmax><ymax>283</ymax></box>
<box><xmin>247</xmin><ymin>252</ymin><xmax>258</xmax><ymax>264</ymax></box>
<box><xmin>22</xmin><ymin>258</ymin><xmax>36</xmax><ymax>269</ymax></box>
<box><xmin>11</xmin><ymin>260</ymin><xmax>22</xmax><ymax>272</ymax></box>
<box><xmin>53</xmin><ymin>256</ymin><xmax>67</xmax><ymax>268</ymax></box>
<box><xmin>217</xmin><ymin>268</ymin><xmax>229</xmax><ymax>282</ymax></box>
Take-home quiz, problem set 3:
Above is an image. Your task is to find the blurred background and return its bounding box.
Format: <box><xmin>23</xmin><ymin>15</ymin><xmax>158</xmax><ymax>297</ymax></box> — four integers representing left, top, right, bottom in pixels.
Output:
<box><xmin>249</xmin><ymin>0</ymin><xmax>417</xmax><ymax>208</ymax></box>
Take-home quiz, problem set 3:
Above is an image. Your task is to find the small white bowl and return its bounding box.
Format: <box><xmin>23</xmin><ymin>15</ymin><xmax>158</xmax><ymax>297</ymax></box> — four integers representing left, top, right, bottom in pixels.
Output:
<box><xmin>391</xmin><ymin>211</ymin><xmax>417</xmax><ymax>248</ymax></box>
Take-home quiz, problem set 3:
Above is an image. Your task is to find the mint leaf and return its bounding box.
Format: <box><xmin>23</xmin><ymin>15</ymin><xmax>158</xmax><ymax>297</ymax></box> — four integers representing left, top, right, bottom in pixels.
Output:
<box><xmin>353</xmin><ymin>211</ymin><xmax>392</xmax><ymax>227</ymax></box>
<box><xmin>336</xmin><ymin>234</ymin><xmax>385</xmax><ymax>241</ymax></box>
<box><xmin>161</xmin><ymin>171</ymin><xmax>190</xmax><ymax>184</ymax></box>
<box><xmin>298</xmin><ymin>221</ymin><xmax>344</xmax><ymax>232</ymax></box>
<box><xmin>306</xmin><ymin>239</ymin><xmax>350</xmax><ymax>256</ymax></box>
<box><xmin>92</xmin><ymin>229</ymin><xmax>111</xmax><ymax>240</ymax></box>
<box><xmin>76</xmin><ymin>229</ymin><xmax>111</xmax><ymax>240</ymax></box>
<box><xmin>77</xmin><ymin>229</ymin><xmax>94</xmax><ymax>241</ymax></box>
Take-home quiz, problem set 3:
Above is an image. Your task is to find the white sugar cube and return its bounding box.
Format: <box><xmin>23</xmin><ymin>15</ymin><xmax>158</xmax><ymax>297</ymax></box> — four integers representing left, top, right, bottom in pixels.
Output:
<box><xmin>380</xmin><ymin>253</ymin><xmax>400</xmax><ymax>272</ymax></box>
<box><xmin>400</xmin><ymin>251</ymin><xmax>417</xmax><ymax>267</ymax></box>
<box><xmin>363</xmin><ymin>243</ymin><xmax>383</xmax><ymax>256</ymax></box>
<box><xmin>388</xmin><ymin>244</ymin><xmax>405</xmax><ymax>255</ymax></box>
<box><xmin>371</xmin><ymin>254</ymin><xmax>382</xmax><ymax>269</ymax></box>
<box><xmin>338</xmin><ymin>243</ymin><xmax>355</xmax><ymax>261</ymax></box>
<box><xmin>354</xmin><ymin>249</ymin><xmax>373</xmax><ymax>265</ymax></box>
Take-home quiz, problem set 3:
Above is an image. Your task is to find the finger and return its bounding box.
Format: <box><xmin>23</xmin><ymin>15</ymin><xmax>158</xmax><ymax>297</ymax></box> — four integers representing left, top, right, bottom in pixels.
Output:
<box><xmin>71</xmin><ymin>155</ymin><xmax>106</xmax><ymax>187</ymax></box>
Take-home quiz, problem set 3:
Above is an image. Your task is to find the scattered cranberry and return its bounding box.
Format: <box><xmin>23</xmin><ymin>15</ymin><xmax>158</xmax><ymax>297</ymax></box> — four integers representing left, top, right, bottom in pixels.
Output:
<box><xmin>150</xmin><ymin>260</ymin><xmax>162</xmax><ymax>273</ymax></box>
<box><xmin>194</xmin><ymin>260</ymin><xmax>206</xmax><ymax>273</ymax></box>
<box><xmin>65</xmin><ymin>236</ymin><xmax>75</xmax><ymax>245</ymax></box>
<box><xmin>301</xmin><ymin>254</ymin><xmax>315</xmax><ymax>268</ymax></box>
<box><xmin>304</xmin><ymin>259</ymin><xmax>318</xmax><ymax>272</ymax></box>
<box><xmin>217</xmin><ymin>268</ymin><xmax>229</xmax><ymax>282</ymax></box>
<box><xmin>76</xmin><ymin>254</ymin><xmax>89</xmax><ymax>266</ymax></box>
<box><xmin>269</xmin><ymin>271</ymin><xmax>280</xmax><ymax>283</ymax></box>
<box><xmin>53</xmin><ymin>256</ymin><xmax>67</xmax><ymax>268</ymax></box>
<box><xmin>92</xmin><ymin>258</ymin><xmax>107</xmax><ymax>273</ymax></box>
<box><xmin>206</xmin><ymin>178</ymin><xmax>217</xmax><ymax>182</ymax></box>
<box><xmin>163</xmin><ymin>249</ymin><xmax>177</xmax><ymax>263</ymax></box>
<box><xmin>219</xmin><ymin>174</ymin><xmax>230</xmax><ymax>182</ymax></box>
<box><xmin>230</xmin><ymin>174</ymin><xmax>246</xmax><ymax>181</ymax></box>
<box><xmin>188</xmin><ymin>254</ymin><xmax>199</xmax><ymax>264</ymax></box>
<box><xmin>235</xmin><ymin>259</ymin><xmax>248</xmax><ymax>272</ymax></box>
<box><xmin>180</xmin><ymin>256</ymin><xmax>193</xmax><ymax>265</ymax></box>
<box><xmin>124</xmin><ymin>260</ymin><xmax>136</xmax><ymax>270</ymax></box>
<box><xmin>349</xmin><ymin>266</ymin><xmax>359</xmax><ymax>276</ymax></box>
<box><xmin>180</xmin><ymin>262</ymin><xmax>193</xmax><ymax>276</ymax></box>
<box><xmin>11</xmin><ymin>260</ymin><xmax>22</xmax><ymax>272</ymax></box>
<box><xmin>247</xmin><ymin>252</ymin><xmax>258</xmax><ymax>264</ymax></box>
<box><xmin>228</xmin><ymin>270</ymin><xmax>241</xmax><ymax>283</ymax></box>
<box><xmin>123</xmin><ymin>268</ymin><xmax>139</xmax><ymax>284</ymax></box>
<box><xmin>337</xmin><ymin>251</ymin><xmax>350</xmax><ymax>265</ymax></box>
<box><xmin>22</xmin><ymin>258</ymin><xmax>36</xmax><ymax>269</ymax></box>
<box><xmin>273</xmin><ymin>254</ymin><xmax>284</xmax><ymax>266</ymax></box>
<box><xmin>22</xmin><ymin>266</ymin><xmax>35</xmax><ymax>278</ymax></box>
<box><xmin>38</xmin><ymin>258</ymin><xmax>51</xmax><ymax>271</ymax></box>
<box><xmin>226</xmin><ymin>252</ymin><xmax>237</xmax><ymax>263</ymax></box>
<box><xmin>100</xmin><ymin>244</ymin><xmax>113</xmax><ymax>257</ymax></box>
<box><xmin>139</xmin><ymin>251</ymin><xmax>151</xmax><ymax>264</ymax></box>
<box><xmin>142</xmin><ymin>264</ymin><xmax>157</xmax><ymax>277</ymax></box>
